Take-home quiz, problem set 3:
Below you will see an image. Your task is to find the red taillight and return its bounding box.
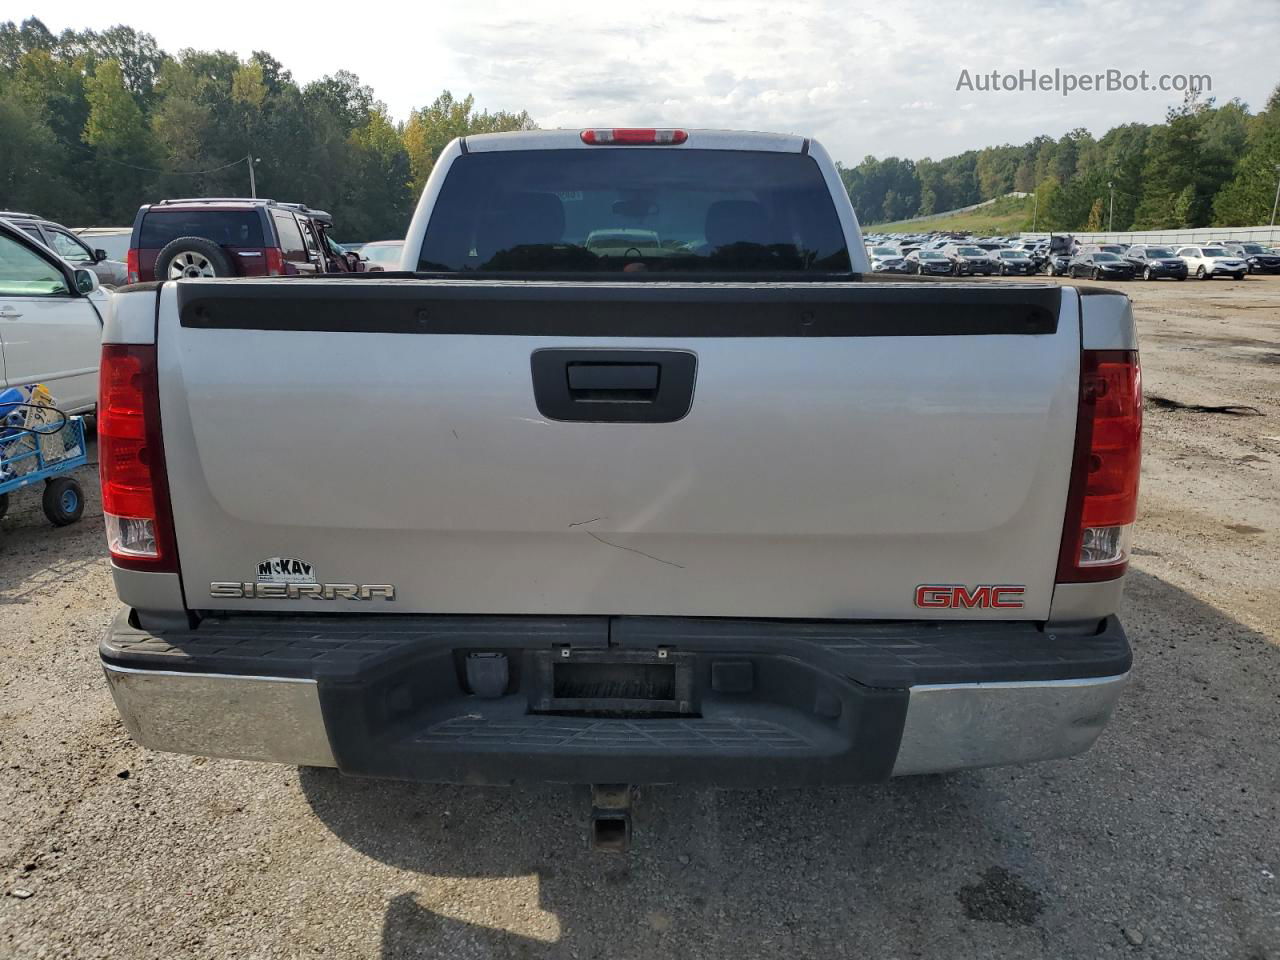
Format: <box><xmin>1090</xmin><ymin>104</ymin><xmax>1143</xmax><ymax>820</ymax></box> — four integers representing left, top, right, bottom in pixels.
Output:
<box><xmin>580</xmin><ymin>128</ymin><xmax>688</xmax><ymax>145</ymax></box>
<box><xmin>99</xmin><ymin>344</ymin><xmax>178</xmax><ymax>572</ymax></box>
<box><xmin>125</xmin><ymin>248</ymin><xmax>139</xmax><ymax>284</ymax></box>
<box><xmin>1057</xmin><ymin>350</ymin><xmax>1142</xmax><ymax>582</ymax></box>
<box><xmin>264</xmin><ymin>248</ymin><xmax>285</xmax><ymax>276</ymax></box>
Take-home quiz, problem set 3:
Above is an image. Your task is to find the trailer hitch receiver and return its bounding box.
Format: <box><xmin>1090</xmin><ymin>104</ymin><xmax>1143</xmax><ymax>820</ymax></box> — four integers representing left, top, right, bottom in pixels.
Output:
<box><xmin>590</xmin><ymin>784</ymin><xmax>633</xmax><ymax>853</ymax></box>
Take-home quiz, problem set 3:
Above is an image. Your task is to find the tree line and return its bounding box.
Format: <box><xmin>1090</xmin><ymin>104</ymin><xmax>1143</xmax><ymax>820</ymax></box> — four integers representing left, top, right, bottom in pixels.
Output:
<box><xmin>841</xmin><ymin>84</ymin><xmax>1280</xmax><ymax>229</ymax></box>
<box><xmin>0</xmin><ymin>17</ymin><xmax>533</xmax><ymax>239</ymax></box>
<box><xmin>3</xmin><ymin>17</ymin><xmax>1278</xmax><ymax>238</ymax></box>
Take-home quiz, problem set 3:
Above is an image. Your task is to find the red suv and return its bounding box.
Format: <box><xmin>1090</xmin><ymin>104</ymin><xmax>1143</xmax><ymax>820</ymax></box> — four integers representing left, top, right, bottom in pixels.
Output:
<box><xmin>126</xmin><ymin>198</ymin><xmax>362</xmax><ymax>283</ymax></box>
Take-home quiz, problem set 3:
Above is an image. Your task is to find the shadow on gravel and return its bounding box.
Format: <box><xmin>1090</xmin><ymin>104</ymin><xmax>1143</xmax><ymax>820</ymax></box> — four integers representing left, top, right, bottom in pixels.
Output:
<box><xmin>300</xmin><ymin>770</ymin><xmax>982</xmax><ymax>958</ymax></box>
<box><xmin>297</xmin><ymin>567</ymin><xmax>1280</xmax><ymax>959</ymax></box>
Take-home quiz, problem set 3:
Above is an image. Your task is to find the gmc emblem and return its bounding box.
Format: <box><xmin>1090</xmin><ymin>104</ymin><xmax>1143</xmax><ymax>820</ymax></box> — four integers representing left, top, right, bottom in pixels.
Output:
<box><xmin>914</xmin><ymin>584</ymin><xmax>1026</xmax><ymax>609</ymax></box>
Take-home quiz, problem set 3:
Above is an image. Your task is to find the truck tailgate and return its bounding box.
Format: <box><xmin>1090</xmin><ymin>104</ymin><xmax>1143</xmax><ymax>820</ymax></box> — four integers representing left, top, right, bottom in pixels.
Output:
<box><xmin>157</xmin><ymin>279</ymin><xmax>1080</xmax><ymax>619</ymax></box>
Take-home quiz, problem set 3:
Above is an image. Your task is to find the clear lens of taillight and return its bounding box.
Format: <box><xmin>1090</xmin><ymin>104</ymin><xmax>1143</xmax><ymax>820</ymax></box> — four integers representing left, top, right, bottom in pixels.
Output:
<box><xmin>1079</xmin><ymin>524</ymin><xmax>1132</xmax><ymax>566</ymax></box>
<box><xmin>105</xmin><ymin>514</ymin><xmax>158</xmax><ymax>557</ymax></box>
<box><xmin>99</xmin><ymin>344</ymin><xmax>177</xmax><ymax>571</ymax></box>
<box><xmin>1058</xmin><ymin>350</ymin><xmax>1142</xmax><ymax>581</ymax></box>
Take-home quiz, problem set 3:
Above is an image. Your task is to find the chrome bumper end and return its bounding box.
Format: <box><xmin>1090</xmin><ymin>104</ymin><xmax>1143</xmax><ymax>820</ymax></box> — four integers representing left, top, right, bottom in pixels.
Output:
<box><xmin>891</xmin><ymin>673</ymin><xmax>1129</xmax><ymax>776</ymax></box>
<box><xmin>102</xmin><ymin>663</ymin><xmax>337</xmax><ymax>767</ymax></box>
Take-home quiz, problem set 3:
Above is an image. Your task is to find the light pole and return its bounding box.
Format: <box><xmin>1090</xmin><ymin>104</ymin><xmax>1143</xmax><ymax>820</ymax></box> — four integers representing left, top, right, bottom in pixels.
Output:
<box><xmin>1271</xmin><ymin>164</ymin><xmax>1280</xmax><ymax>227</ymax></box>
<box><xmin>247</xmin><ymin>154</ymin><xmax>261</xmax><ymax>198</ymax></box>
<box><xmin>1107</xmin><ymin>181</ymin><xmax>1115</xmax><ymax>233</ymax></box>
<box><xmin>1031</xmin><ymin>191</ymin><xmax>1038</xmax><ymax>232</ymax></box>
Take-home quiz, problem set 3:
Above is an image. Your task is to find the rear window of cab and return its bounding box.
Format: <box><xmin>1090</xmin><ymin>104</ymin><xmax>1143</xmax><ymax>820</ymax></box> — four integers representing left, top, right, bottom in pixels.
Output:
<box><xmin>139</xmin><ymin>210</ymin><xmax>265</xmax><ymax>249</ymax></box>
<box><xmin>418</xmin><ymin>149</ymin><xmax>852</xmax><ymax>275</ymax></box>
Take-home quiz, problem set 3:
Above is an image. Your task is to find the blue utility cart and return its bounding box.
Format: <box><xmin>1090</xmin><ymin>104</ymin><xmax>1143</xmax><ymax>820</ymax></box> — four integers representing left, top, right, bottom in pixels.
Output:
<box><xmin>0</xmin><ymin>408</ymin><xmax>89</xmax><ymax>527</ymax></box>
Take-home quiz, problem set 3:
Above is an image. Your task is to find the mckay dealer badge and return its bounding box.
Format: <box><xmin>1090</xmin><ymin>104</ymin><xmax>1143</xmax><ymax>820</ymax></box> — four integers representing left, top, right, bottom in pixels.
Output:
<box><xmin>257</xmin><ymin>557</ymin><xmax>316</xmax><ymax>584</ymax></box>
<box><xmin>212</xmin><ymin>557</ymin><xmax>395</xmax><ymax>601</ymax></box>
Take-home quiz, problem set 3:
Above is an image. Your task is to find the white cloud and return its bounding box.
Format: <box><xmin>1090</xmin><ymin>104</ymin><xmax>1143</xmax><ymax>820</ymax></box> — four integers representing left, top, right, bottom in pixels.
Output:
<box><xmin>32</xmin><ymin>0</ymin><xmax>1280</xmax><ymax>163</ymax></box>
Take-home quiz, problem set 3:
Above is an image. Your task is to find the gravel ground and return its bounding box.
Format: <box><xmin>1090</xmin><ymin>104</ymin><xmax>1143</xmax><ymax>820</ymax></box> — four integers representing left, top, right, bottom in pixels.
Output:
<box><xmin>2</xmin><ymin>275</ymin><xmax>1278</xmax><ymax>959</ymax></box>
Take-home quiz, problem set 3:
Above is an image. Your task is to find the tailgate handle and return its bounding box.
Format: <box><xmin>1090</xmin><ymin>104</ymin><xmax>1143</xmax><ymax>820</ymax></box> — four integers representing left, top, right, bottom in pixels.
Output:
<box><xmin>567</xmin><ymin>362</ymin><xmax>659</xmax><ymax>402</ymax></box>
<box><xmin>531</xmin><ymin>349</ymin><xmax>697</xmax><ymax>423</ymax></box>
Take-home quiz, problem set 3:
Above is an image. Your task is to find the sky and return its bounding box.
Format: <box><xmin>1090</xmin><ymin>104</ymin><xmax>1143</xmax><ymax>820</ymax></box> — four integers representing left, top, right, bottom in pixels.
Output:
<box><xmin>29</xmin><ymin>0</ymin><xmax>1280</xmax><ymax>165</ymax></box>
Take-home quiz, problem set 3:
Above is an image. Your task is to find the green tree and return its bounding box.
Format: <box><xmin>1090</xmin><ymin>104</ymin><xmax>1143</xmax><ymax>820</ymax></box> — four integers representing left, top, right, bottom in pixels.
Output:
<box><xmin>0</xmin><ymin>17</ymin><xmax>54</xmax><ymax>72</ymax></box>
<box><xmin>1085</xmin><ymin>197</ymin><xmax>1104</xmax><ymax>231</ymax></box>
<box><xmin>230</xmin><ymin>61</ymin><xmax>267</xmax><ymax>109</ymax></box>
<box><xmin>403</xmin><ymin>91</ymin><xmax>535</xmax><ymax>194</ymax></box>
<box><xmin>0</xmin><ymin>91</ymin><xmax>81</xmax><ymax>215</ymax></box>
<box><xmin>342</xmin><ymin>107</ymin><xmax>414</xmax><ymax>239</ymax></box>
<box><xmin>82</xmin><ymin>58</ymin><xmax>155</xmax><ymax>221</ymax></box>
<box><xmin>839</xmin><ymin>155</ymin><xmax>920</xmax><ymax>223</ymax></box>
<box><xmin>1031</xmin><ymin>177</ymin><xmax>1060</xmax><ymax>230</ymax></box>
<box><xmin>913</xmin><ymin>154</ymin><xmax>979</xmax><ymax>216</ymax></box>
<box><xmin>975</xmin><ymin>145</ymin><xmax>1018</xmax><ymax>199</ymax></box>
<box><xmin>1032</xmin><ymin>137</ymin><xmax>1057</xmax><ymax>185</ymax></box>
<box><xmin>1214</xmin><ymin>85</ymin><xmax>1280</xmax><ymax>225</ymax></box>
<box><xmin>59</xmin><ymin>25</ymin><xmax>166</xmax><ymax>103</ymax></box>
<box><xmin>304</xmin><ymin>71</ymin><xmax>375</xmax><ymax>134</ymax></box>
<box><xmin>914</xmin><ymin>158</ymin><xmax>940</xmax><ymax>215</ymax></box>
<box><xmin>1133</xmin><ymin>96</ymin><xmax>1212</xmax><ymax>228</ymax></box>
<box><xmin>1171</xmin><ymin>183</ymin><xmax>1197</xmax><ymax>225</ymax></box>
<box><xmin>1044</xmin><ymin>173</ymin><xmax>1106</xmax><ymax>230</ymax></box>
<box><xmin>1198</xmin><ymin>101</ymin><xmax>1249</xmax><ymax>193</ymax></box>
<box><xmin>1094</xmin><ymin>123</ymin><xmax>1150</xmax><ymax>230</ymax></box>
<box><xmin>9</xmin><ymin>48</ymin><xmax>90</xmax><ymax>155</ymax></box>
<box><xmin>1054</xmin><ymin>128</ymin><xmax>1094</xmax><ymax>181</ymax></box>
<box><xmin>1013</xmin><ymin>158</ymin><xmax>1035</xmax><ymax>193</ymax></box>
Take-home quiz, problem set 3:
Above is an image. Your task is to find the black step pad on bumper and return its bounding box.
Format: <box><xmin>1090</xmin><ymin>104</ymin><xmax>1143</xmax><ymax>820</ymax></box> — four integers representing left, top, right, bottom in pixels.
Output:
<box><xmin>101</xmin><ymin>612</ymin><xmax>1129</xmax><ymax>687</ymax></box>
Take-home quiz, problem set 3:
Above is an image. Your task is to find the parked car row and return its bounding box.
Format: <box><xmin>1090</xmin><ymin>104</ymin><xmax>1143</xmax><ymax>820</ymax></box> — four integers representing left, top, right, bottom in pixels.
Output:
<box><xmin>125</xmin><ymin>198</ymin><xmax>373</xmax><ymax>282</ymax></box>
<box><xmin>865</xmin><ymin>230</ymin><xmax>1279</xmax><ymax>282</ymax></box>
<box><xmin>871</xmin><ymin>241</ymin><xmax>1036</xmax><ymax>276</ymax></box>
<box><xmin>1206</xmin><ymin>240</ymin><xmax>1280</xmax><ymax>274</ymax></box>
<box><xmin>4</xmin><ymin>198</ymin><xmax>411</xmax><ymax>292</ymax></box>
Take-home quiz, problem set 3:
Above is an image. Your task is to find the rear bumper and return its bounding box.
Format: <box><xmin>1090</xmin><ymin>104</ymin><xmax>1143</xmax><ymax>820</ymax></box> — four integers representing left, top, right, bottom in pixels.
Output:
<box><xmin>101</xmin><ymin>610</ymin><xmax>1130</xmax><ymax>785</ymax></box>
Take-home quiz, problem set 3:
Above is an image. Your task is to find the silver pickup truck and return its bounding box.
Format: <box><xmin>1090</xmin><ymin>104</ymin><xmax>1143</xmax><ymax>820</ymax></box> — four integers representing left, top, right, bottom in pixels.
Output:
<box><xmin>99</xmin><ymin>129</ymin><xmax>1140</xmax><ymax>816</ymax></box>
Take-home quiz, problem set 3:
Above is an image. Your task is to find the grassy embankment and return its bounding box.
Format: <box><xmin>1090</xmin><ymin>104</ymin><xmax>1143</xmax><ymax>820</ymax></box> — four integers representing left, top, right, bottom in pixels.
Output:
<box><xmin>868</xmin><ymin>193</ymin><xmax>1036</xmax><ymax>234</ymax></box>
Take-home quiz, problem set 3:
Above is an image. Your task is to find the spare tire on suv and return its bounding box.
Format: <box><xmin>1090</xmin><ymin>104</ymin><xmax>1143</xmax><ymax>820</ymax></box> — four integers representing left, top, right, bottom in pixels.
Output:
<box><xmin>155</xmin><ymin>237</ymin><xmax>235</xmax><ymax>279</ymax></box>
